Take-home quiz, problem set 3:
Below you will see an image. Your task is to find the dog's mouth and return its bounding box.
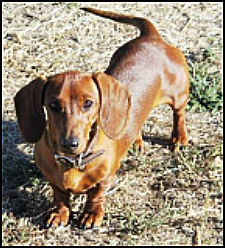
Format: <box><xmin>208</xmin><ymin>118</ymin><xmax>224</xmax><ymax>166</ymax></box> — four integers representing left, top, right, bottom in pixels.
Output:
<box><xmin>54</xmin><ymin>122</ymin><xmax>105</xmax><ymax>170</ymax></box>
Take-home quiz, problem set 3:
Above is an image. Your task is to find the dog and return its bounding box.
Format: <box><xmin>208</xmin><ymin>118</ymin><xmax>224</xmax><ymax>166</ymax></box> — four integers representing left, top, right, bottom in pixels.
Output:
<box><xmin>14</xmin><ymin>7</ymin><xmax>189</xmax><ymax>229</ymax></box>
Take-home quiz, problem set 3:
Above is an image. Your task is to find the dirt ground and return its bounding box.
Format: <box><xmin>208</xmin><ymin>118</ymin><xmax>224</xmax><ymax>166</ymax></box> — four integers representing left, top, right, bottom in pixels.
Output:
<box><xmin>2</xmin><ymin>2</ymin><xmax>223</xmax><ymax>246</ymax></box>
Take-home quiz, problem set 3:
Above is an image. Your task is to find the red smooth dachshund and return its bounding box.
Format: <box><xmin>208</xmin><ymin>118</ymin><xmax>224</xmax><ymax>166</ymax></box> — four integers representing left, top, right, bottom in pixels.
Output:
<box><xmin>14</xmin><ymin>8</ymin><xmax>189</xmax><ymax>229</ymax></box>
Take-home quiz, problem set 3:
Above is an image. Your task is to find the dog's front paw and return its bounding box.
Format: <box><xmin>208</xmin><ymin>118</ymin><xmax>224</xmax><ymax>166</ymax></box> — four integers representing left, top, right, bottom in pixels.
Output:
<box><xmin>46</xmin><ymin>206</ymin><xmax>70</xmax><ymax>228</ymax></box>
<box><xmin>78</xmin><ymin>204</ymin><xmax>104</xmax><ymax>229</ymax></box>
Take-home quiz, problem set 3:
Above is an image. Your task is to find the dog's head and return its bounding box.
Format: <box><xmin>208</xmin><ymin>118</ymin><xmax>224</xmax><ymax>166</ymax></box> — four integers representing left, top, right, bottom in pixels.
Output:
<box><xmin>14</xmin><ymin>71</ymin><xmax>131</xmax><ymax>156</ymax></box>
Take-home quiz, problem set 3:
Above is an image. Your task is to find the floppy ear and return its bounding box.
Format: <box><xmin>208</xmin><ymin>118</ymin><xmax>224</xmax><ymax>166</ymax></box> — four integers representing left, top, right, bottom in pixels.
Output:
<box><xmin>14</xmin><ymin>77</ymin><xmax>47</xmax><ymax>143</ymax></box>
<box><xmin>93</xmin><ymin>72</ymin><xmax>131</xmax><ymax>140</ymax></box>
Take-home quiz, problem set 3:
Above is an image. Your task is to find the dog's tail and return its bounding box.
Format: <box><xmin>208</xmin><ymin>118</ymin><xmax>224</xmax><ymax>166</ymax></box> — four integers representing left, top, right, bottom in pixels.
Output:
<box><xmin>81</xmin><ymin>7</ymin><xmax>161</xmax><ymax>40</ymax></box>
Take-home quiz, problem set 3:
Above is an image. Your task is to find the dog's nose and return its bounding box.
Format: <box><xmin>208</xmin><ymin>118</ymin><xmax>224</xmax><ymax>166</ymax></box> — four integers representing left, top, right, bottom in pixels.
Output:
<box><xmin>62</xmin><ymin>137</ymin><xmax>79</xmax><ymax>151</ymax></box>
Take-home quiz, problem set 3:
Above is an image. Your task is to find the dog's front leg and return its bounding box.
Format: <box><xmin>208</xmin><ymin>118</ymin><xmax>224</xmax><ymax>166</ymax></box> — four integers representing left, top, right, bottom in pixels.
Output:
<box><xmin>46</xmin><ymin>185</ymin><xmax>70</xmax><ymax>228</ymax></box>
<box><xmin>63</xmin><ymin>163</ymin><xmax>109</xmax><ymax>228</ymax></box>
<box><xmin>78</xmin><ymin>182</ymin><xmax>106</xmax><ymax>229</ymax></box>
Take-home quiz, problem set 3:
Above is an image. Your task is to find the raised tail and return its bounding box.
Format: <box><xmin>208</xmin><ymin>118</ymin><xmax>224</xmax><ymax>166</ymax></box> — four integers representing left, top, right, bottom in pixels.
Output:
<box><xmin>81</xmin><ymin>7</ymin><xmax>161</xmax><ymax>40</ymax></box>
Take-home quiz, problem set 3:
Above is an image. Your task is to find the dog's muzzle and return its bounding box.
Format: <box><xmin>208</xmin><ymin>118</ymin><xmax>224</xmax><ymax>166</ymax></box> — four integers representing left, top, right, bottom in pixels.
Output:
<box><xmin>54</xmin><ymin>122</ymin><xmax>105</xmax><ymax>170</ymax></box>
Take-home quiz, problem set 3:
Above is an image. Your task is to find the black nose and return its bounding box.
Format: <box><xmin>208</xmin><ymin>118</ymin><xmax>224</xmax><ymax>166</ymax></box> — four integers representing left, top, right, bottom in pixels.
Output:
<box><xmin>62</xmin><ymin>137</ymin><xmax>79</xmax><ymax>151</ymax></box>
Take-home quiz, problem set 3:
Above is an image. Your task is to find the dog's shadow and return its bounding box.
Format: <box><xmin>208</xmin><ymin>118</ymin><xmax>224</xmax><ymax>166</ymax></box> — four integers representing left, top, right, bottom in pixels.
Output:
<box><xmin>142</xmin><ymin>134</ymin><xmax>173</xmax><ymax>148</ymax></box>
<box><xmin>2</xmin><ymin>120</ymin><xmax>51</xmax><ymax>228</ymax></box>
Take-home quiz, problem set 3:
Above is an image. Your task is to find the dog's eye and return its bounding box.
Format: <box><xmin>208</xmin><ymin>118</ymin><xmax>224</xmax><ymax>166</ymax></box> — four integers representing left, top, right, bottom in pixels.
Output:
<box><xmin>83</xmin><ymin>99</ymin><xmax>93</xmax><ymax>110</ymax></box>
<box><xmin>49</xmin><ymin>101</ymin><xmax>61</xmax><ymax>112</ymax></box>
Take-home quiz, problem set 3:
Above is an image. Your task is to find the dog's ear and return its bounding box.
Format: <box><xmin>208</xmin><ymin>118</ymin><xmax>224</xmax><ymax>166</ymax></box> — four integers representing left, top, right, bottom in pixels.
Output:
<box><xmin>93</xmin><ymin>72</ymin><xmax>131</xmax><ymax>140</ymax></box>
<box><xmin>14</xmin><ymin>77</ymin><xmax>47</xmax><ymax>143</ymax></box>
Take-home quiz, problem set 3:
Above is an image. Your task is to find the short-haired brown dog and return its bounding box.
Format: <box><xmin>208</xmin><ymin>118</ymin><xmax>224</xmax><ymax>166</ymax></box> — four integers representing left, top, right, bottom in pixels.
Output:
<box><xmin>14</xmin><ymin>7</ymin><xmax>189</xmax><ymax>229</ymax></box>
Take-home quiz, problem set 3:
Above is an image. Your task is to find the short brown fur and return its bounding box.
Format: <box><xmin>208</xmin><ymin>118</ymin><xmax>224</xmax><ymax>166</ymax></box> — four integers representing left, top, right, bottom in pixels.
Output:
<box><xmin>14</xmin><ymin>8</ymin><xmax>189</xmax><ymax>229</ymax></box>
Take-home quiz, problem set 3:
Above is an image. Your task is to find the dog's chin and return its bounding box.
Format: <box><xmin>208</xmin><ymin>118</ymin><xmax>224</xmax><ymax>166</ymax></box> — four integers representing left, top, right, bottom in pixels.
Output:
<box><xmin>56</xmin><ymin>149</ymin><xmax>84</xmax><ymax>158</ymax></box>
<box><xmin>57</xmin><ymin>143</ymin><xmax>87</xmax><ymax>157</ymax></box>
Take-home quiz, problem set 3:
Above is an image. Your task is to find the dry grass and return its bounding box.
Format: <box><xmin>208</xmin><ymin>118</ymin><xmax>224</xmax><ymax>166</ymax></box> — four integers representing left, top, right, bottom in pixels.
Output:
<box><xmin>2</xmin><ymin>2</ymin><xmax>223</xmax><ymax>246</ymax></box>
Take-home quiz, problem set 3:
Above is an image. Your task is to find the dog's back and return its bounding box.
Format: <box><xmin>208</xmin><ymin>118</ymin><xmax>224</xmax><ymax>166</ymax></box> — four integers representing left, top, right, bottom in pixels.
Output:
<box><xmin>82</xmin><ymin>7</ymin><xmax>189</xmax><ymax>149</ymax></box>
